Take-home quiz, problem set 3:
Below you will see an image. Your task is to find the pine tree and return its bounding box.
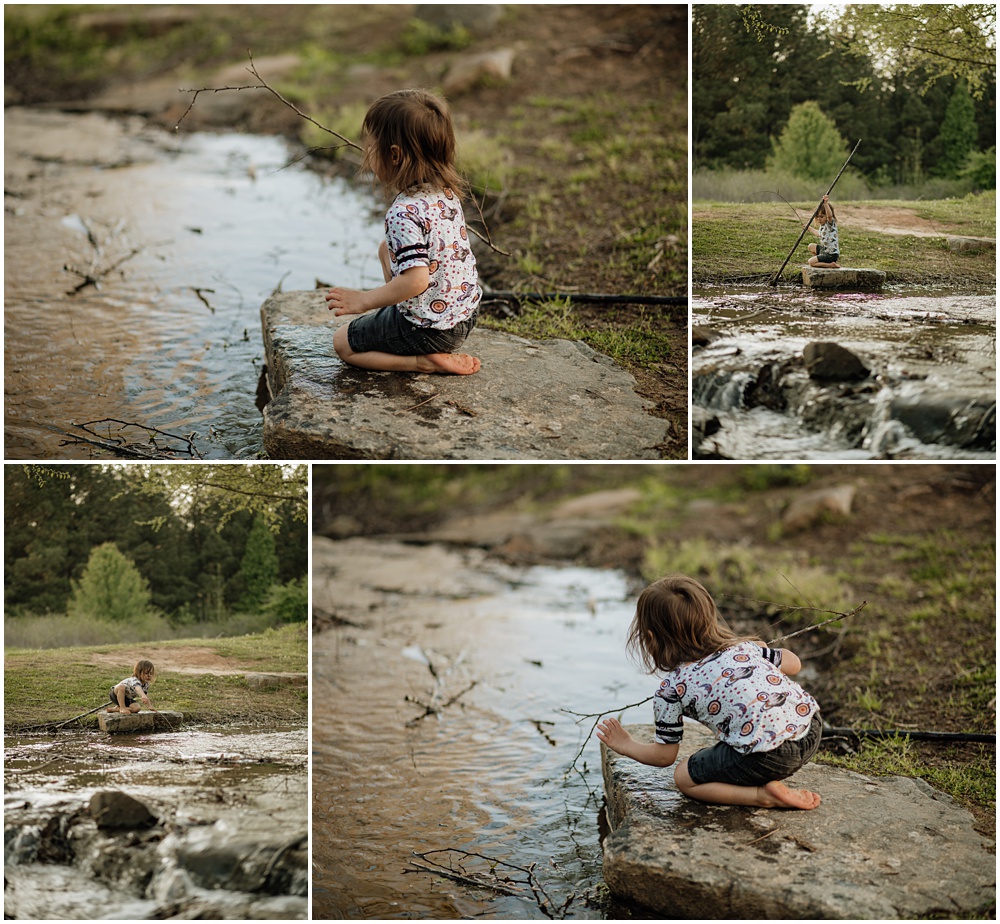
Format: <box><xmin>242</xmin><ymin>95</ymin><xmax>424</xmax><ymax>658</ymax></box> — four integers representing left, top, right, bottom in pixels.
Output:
<box><xmin>933</xmin><ymin>80</ymin><xmax>978</xmax><ymax>177</ymax></box>
<box><xmin>70</xmin><ymin>542</ymin><xmax>152</xmax><ymax>622</ymax></box>
<box><xmin>238</xmin><ymin>515</ymin><xmax>280</xmax><ymax>612</ymax></box>
<box><xmin>768</xmin><ymin>101</ymin><xmax>851</xmax><ymax>180</ymax></box>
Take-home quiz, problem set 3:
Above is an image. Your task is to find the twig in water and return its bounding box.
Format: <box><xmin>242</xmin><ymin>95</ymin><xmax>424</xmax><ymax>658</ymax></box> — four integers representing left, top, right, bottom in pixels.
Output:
<box><xmin>58</xmin><ymin>419</ymin><xmax>202</xmax><ymax>460</ymax></box>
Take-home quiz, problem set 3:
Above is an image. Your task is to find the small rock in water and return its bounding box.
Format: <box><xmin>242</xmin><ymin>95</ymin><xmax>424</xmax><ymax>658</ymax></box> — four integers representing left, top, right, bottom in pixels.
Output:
<box><xmin>803</xmin><ymin>341</ymin><xmax>870</xmax><ymax>381</ymax></box>
<box><xmin>89</xmin><ymin>791</ymin><xmax>157</xmax><ymax>829</ymax></box>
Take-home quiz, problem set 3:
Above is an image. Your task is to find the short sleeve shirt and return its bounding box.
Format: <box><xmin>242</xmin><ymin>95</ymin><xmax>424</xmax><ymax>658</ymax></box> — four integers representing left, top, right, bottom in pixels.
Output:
<box><xmin>115</xmin><ymin>676</ymin><xmax>148</xmax><ymax>701</ymax></box>
<box><xmin>652</xmin><ymin>642</ymin><xmax>818</xmax><ymax>754</ymax></box>
<box><xmin>819</xmin><ymin>219</ymin><xmax>839</xmax><ymax>255</ymax></box>
<box><xmin>385</xmin><ymin>188</ymin><xmax>481</xmax><ymax>330</ymax></box>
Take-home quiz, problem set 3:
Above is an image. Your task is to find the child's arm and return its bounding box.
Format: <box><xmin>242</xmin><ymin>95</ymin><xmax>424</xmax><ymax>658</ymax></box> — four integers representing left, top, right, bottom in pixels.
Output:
<box><xmin>596</xmin><ymin>717</ymin><xmax>679</xmax><ymax>767</ymax></box>
<box><xmin>778</xmin><ymin>648</ymin><xmax>802</xmax><ymax>675</ymax></box>
<box><xmin>325</xmin><ymin>265</ymin><xmax>429</xmax><ymax>317</ymax></box>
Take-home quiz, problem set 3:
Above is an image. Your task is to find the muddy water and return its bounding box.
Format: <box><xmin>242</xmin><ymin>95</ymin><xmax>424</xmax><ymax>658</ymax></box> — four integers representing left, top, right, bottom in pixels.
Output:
<box><xmin>4</xmin><ymin>723</ymin><xmax>308</xmax><ymax>919</ymax></box>
<box><xmin>312</xmin><ymin>538</ymin><xmax>660</xmax><ymax>919</ymax></box>
<box><xmin>692</xmin><ymin>286</ymin><xmax>995</xmax><ymax>459</ymax></box>
<box><xmin>4</xmin><ymin>108</ymin><xmax>383</xmax><ymax>459</ymax></box>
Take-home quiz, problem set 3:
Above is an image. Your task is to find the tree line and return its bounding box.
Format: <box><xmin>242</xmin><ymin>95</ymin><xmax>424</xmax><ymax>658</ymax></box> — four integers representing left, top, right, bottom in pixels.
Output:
<box><xmin>4</xmin><ymin>465</ymin><xmax>307</xmax><ymax>623</ymax></box>
<box><xmin>693</xmin><ymin>4</ymin><xmax>996</xmax><ymax>187</ymax></box>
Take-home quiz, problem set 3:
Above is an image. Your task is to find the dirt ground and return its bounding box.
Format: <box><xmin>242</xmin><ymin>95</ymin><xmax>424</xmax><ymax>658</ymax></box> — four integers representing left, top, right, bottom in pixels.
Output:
<box><xmin>88</xmin><ymin>647</ymin><xmax>272</xmax><ymax>675</ymax></box>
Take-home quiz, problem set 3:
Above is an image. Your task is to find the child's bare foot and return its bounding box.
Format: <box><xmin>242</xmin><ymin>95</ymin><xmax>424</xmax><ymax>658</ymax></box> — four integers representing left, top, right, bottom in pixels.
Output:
<box><xmin>761</xmin><ymin>780</ymin><xmax>821</xmax><ymax>810</ymax></box>
<box><xmin>417</xmin><ymin>352</ymin><xmax>481</xmax><ymax>375</ymax></box>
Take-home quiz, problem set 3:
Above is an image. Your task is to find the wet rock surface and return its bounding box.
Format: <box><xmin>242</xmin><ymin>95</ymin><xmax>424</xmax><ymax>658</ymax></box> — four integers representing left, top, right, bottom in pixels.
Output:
<box><xmin>260</xmin><ymin>290</ymin><xmax>667</xmax><ymax>459</ymax></box>
<box><xmin>692</xmin><ymin>287</ymin><xmax>995</xmax><ymax>459</ymax></box>
<box><xmin>801</xmin><ymin>265</ymin><xmax>887</xmax><ymax>289</ymax></box>
<box><xmin>98</xmin><ymin>710</ymin><xmax>183</xmax><ymax>733</ymax></box>
<box><xmin>601</xmin><ymin>723</ymin><xmax>995</xmax><ymax>919</ymax></box>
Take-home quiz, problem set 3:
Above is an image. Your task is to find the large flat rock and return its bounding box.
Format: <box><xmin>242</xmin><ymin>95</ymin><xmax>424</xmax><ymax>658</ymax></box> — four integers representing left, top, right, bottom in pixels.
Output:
<box><xmin>98</xmin><ymin>711</ymin><xmax>183</xmax><ymax>733</ymax></box>
<box><xmin>602</xmin><ymin>723</ymin><xmax>994</xmax><ymax>919</ymax></box>
<box><xmin>260</xmin><ymin>290</ymin><xmax>667</xmax><ymax>459</ymax></box>
<box><xmin>801</xmin><ymin>265</ymin><xmax>886</xmax><ymax>289</ymax></box>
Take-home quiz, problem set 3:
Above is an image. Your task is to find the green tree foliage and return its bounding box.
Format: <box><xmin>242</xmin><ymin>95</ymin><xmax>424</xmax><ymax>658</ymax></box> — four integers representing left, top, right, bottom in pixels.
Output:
<box><xmin>768</xmin><ymin>101</ymin><xmax>851</xmax><ymax>180</ymax></box>
<box><xmin>933</xmin><ymin>81</ymin><xmax>979</xmax><ymax>177</ymax></box>
<box><xmin>4</xmin><ymin>465</ymin><xmax>307</xmax><ymax>622</ymax></box>
<box><xmin>237</xmin><ymin>515</ymin><xmax>280</xmax><ymax>612</ymax></box>
<box><xmin>693</xmin><ymin>4</ymin><xmax>995</xmax><ymax>183</ymax></box>
<box><xmin>837</xmin><ymin>4</ymin><xmax>996</xmax><ymax>99</ymax></box>
<box><xmin>69</xmin><ymin>542</ymin><xmax>152</xmax><ymax>622</ymax></box>
<box><xmin>262</xmin><ymin>577</ymin><xmax>308</xmax><ymax>624</ymax></box>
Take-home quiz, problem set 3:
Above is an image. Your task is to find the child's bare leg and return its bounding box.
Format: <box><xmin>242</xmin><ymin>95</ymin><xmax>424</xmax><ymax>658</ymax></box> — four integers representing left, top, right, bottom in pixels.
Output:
<box><xmin>377</xmin><ymin>241</ymin><xmax>392</xmax><ymax>284</ymax></box>
<box><xmin>674</xmin><ymin>758</ymin><xmax>821</xmax><ymax>810</ymax></box>
<box><xmin>333</xmin><ymin>325</ymin><xmax>480</xmax><ymax>375</ymax></box>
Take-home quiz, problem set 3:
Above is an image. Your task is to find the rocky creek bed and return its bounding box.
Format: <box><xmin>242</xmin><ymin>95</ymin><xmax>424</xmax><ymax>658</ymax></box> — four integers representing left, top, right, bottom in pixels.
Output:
<box><xmin>4</xmin><ymin>723</ymin><xmax>308</xmax><ymax>919</ymax></box>
<box><xmin>692</xmin><ymin>285</ymin><xmax>995</xmax><ymax>460</ymax></box>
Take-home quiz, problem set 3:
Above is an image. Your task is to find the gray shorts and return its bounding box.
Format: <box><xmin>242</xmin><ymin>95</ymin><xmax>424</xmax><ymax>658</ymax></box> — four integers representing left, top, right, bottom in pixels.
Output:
<box><xmin>347</xmin><ymin>305</ymin><xmax>477</xmax><ymax>356</ymax></box>
<box><xmin>686</xmin><ymin>713</ymin><xmax>823</xmax><ymax>786</ymax></box>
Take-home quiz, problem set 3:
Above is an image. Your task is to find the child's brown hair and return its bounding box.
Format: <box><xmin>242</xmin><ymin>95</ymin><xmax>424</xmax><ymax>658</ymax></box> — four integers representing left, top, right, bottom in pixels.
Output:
<box><xmin>626</xmin><ymin>574</ymin><xmax>761</xmax><ymax>673</ymax></box>
<box><xmin>133</xmin><ymin>659</ymin><xmax>155</xmax><ymax>679</ymax></box>
<box><xmin>361</xmin><ymin>88</ymin><xmax>466</xmax><ymax>197</ymax></box>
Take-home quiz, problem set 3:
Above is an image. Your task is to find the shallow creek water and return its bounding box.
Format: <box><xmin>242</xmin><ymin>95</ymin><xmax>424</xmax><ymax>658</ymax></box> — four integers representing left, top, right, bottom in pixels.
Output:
<box><xmin>4</xmin><ymin>108</ymin><xmax>383</xmax><ymax>459</ymax></box>
<box><xmin>312</xmin><ymin>538</ymin><xmax>661</xmax><ymax>919</ymax></box>
<box><xmin>692</xmin><ymin>285</ymin><xmax>995</xmax><ymax>460</ymax></box>
<box><xmin>4</xmin><ymin>723</ymin><xmax>308</xmax><ymax>919</ymax></box>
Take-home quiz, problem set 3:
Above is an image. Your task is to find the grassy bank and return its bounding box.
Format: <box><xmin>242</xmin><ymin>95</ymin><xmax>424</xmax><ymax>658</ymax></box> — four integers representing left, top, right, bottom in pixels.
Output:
<box><xmin>692</xmin><ymin>194</ymin><xmax>996</xmax><ymax>286</ymax></box>
<box><xmin>4</xmin><ymin>624</ymin><xmax>307</xmax><ymax>728</ymax></box>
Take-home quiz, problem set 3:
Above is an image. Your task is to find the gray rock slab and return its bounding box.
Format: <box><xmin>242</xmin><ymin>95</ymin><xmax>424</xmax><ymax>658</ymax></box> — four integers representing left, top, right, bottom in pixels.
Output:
<box><xmin>260</xmin><ymin>290</ymin><xmax>666</xmax><ymax>459</ymax></box>
<box><xmin>244</xmin><ymin>671</ymin><xmax>308</xmax><ymax>690</ymax></box>
<box><xmin>602</xmin><ymin>723</ymin><xmax>994</xmax><ymax>919</ymax></box>
<box><xmin>801</xmin><ymin>265</ymin><xmax>886</xmax><ymax>290</ymax></box>
<box><xmin>98</xmin><ymin>711</ymin><xmax>183</xmax><ymax>733</ymax></box>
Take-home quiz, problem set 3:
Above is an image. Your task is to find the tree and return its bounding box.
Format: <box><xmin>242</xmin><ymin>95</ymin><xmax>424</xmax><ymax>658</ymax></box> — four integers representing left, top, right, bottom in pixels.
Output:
<box><xmin>70</xmin><ymin>542</ymin><xmax>152</xmax><ymax>622</ymax></box>
<box><xmin>837</xmin><ymin>4</ymin><xmax>996</xmax><ymax>99</ymax></box>
<box><xmin>933</xmin><ymin>80</ymin><xmax>978</xmax><ymax>177</ymax></box>
<box><xmin>237</xmin><ymin>515</ymin><xmax>280</xmax><ymax>612</ymax></box>
<box><xmin>768</xmin><ymin>101</ymin><xmax>850</xmax><ymax>180</ymax></box>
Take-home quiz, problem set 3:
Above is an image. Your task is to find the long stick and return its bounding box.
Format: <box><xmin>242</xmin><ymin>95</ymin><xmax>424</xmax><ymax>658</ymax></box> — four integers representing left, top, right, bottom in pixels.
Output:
<box><xmin>48</xmin><ymin>703</ymin><xmax>108</xmax><ymax>730</ymax></box>
<box><xmin>768</xmin><ymin>138</ymin><xmax>861</xmax><ymax>286</ymax></box>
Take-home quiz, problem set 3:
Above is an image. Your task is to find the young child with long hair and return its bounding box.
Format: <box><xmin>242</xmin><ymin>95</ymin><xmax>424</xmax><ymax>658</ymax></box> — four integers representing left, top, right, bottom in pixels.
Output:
<box><xmin>806</xmin><ymin>194</ymin><xmax>840</xmax><ymax>267</ymax></box>
<box><xmin>326</xmin><ymin>88</ymin><xmax>482</xmax><ymax>375</ymax></box>
<box><xmin>107</xmin><ymin>659</ymin><xmax>155</xmax><ymax>714</ymax></box>
<box><xmin>597</xmin><ymin>575</ymin><xmax>823</xmax><ymax>810</ymax></box>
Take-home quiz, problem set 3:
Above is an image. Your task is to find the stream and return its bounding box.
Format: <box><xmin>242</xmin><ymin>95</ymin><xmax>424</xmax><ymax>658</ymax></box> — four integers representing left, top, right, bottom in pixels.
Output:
<box><xmin>691</xmin><ymin>285</ymin><xmax>995</xmax><ymax>460</ymax></box>
<box><xmin>4</xmin><ymin>108</ymin><xmax>384</xmax><ymax>460</ymax></box>
<box><xmin>4</xmin><ymin>723</ymin><xmax>308</xmax><ymax>919</ymax></box>
<box><xmin>311</xmin><ymin>537</ymin><xmax>664</xmax><ymax>920</ymax></box>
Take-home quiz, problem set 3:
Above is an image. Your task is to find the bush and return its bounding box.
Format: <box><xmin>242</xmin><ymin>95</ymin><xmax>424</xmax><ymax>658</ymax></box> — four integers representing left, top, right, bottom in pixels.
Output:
<box><xmin>69</xmin><ymin>542</ymin><xmax>152</xmax><ymax>623</ymax></box>
<box><xmin>263</xmin><ymin>577</ymin><xmax>308</xmax><ymax>623</ymax></box>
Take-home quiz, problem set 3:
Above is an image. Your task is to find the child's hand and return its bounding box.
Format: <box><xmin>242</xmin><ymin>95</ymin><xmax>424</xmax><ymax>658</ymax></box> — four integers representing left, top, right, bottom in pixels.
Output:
<box><xmin>325</xmin><ymin>287</ymin><xmax>369</xmax><ymax>317</ymax></box>
<box><xmin>596</xmin><ymin>717</ymin><xmax>634</xmax><ymax>754</ymax></box>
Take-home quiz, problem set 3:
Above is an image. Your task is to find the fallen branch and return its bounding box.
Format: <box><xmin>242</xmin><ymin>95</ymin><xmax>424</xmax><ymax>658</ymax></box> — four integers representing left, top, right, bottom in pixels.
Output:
<box><xmin>58</xmin><ymin>419</ymin><xmax>202</xmax><ymax>460</ymax></box>
<box><xmin>822</xmin><ymin>726</ymin><xmax>994</xmax><ymax>744</ymax></box>
<box><xmin>481</xmin><ymin>288</ymin><xmax>688</xmax><ymax>308</ymax></box>
<box><xmin>405</xmin><ymin>848</ymin><xmax>574</xmax><ymax>919</ymax></box>
<box><xmin>767</xmin><ymin>601</ymin><xmax>868</xmax><ymax>645</ymax></box>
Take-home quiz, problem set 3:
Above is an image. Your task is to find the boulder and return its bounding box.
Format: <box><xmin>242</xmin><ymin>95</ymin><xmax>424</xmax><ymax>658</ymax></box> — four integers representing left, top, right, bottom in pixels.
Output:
<box><xmin>260</xmin><ymin>290</ymin><xmax>667</xmax><ymax>459</ymax></box>
<box><xmin>803</xmin><ymin>341</ymin><xmax>870</xmax><ymax>382</ymax></box>
<box><xmin>602</xmin><ymin>723</ymin><xmax>994</xmax><ymax>918</ymax></box>
<box><xmin>443</xmin><ymin>48</ymin><xmax>517</xmax><ymax>95</ymax></box>
<box><xmin>801</xmin><ymin>266</ymin><xmax>886</xmax><ymax>290</ymax></box>
<box><xmin>781</xmin><ymin>484</ymin><xmax>856</xmax><ymax>532</ymax></box>
<box><xmin>244</xmin><ymin>672</ymin><xmax>308</xmax><ymax>690</ymax></box>
<box><xmin>89</xmin><ymin>791</ymin><xmax>157</xmax><ymax>829</ymax></box>
<box><xmin>413</xmin><ymin>4</ymin><xmax>504</xmax><ymax>36</ymax></box>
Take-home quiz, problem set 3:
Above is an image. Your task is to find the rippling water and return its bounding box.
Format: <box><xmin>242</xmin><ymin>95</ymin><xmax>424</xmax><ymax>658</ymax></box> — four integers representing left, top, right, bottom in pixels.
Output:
<box><xmin>312</xmin><ymin>546</ymin><xmax>661</xmax><ymax>920</ymax></box>
<box><xmin>5</xmin><ymin>111</ymin><xmax>383</xmax><ymax>458</ymax></box>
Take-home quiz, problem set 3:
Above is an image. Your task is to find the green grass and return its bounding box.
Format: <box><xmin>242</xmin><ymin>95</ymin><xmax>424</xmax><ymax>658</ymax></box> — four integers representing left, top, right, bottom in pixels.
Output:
<box><xmin>4</xmin><ymin>624</ymin><xmax>307</xmax><ymax>728</ymax></box>
<box><xmin>692</xmin><ymin>197</ymin><xmax>996</xmax><ymax>285</ymax></box>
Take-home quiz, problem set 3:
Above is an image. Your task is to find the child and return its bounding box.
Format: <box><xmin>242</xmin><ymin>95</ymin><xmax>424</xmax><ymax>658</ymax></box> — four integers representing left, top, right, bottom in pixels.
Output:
<box><xmin>806</xmin><ymin>194</ymin><xmax>840</xmax><ymax>267</ymax></box>
<box><xmin>597</xmin><ymin>575</ymin><xmax>823</xmax><ymax>810</ymax></box>
<box><xmin>326</xmin><ymin>88</ymin><xmax>482</xmax><ymax>376</ymax></box>
<box><xmin>107</xmin><ymin>659</ymin><xmax>155</xmax><ymax>714</ymax></box>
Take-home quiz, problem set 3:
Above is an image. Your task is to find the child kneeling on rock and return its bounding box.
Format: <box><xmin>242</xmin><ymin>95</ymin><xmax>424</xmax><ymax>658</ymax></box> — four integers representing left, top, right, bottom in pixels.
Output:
<box><xmin>325</xmin><ymin>88</ymin><xmax>482</xmax><ymax>376</ymax></box>
<box><xmin>598</xmin><ymin>575</ymin><xmax>823</xmax><ymax>810</ymax></box>
<box><xmin>107</xmin><ymin>659</ymin><xmax>155</xmax><ymax>714</ymax></box>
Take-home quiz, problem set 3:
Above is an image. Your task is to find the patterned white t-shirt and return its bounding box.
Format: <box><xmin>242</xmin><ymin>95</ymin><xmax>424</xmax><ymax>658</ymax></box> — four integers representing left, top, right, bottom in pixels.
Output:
<box><xmin>652</xmin><ymin>642</ymin><xmax>818</xmax><ymax>754</ymax></box>
<box><xmin>385</xmin><ymin>187</ymin><xmax>481</xmax><ymax>330</ymax></box>
<box><xmin>819</xmin><ymin>218</ymin><xmax>839</xmax><ymax>255</ymax></box>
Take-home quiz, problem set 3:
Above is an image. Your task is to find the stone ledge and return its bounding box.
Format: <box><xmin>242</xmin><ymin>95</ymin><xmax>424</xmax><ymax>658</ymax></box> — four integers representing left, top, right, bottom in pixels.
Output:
<box><xmin>98</xmin><ymin>711</ymin><xmax>183</xmax><ymax>733</ymax></box>
<box><xmin>801</xmin><ymin>265</ymin><xmax>886</xmax><ymax>289</ymax></box>
<box><xmin>601</xmin><ymin>723</ymin><xmax>994</xmax><ymax>918</ymax></box>
<box><xmin>260</xmin><ymin>290</ymin><xmax>667</xmax><ymax>459</ymax></box>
